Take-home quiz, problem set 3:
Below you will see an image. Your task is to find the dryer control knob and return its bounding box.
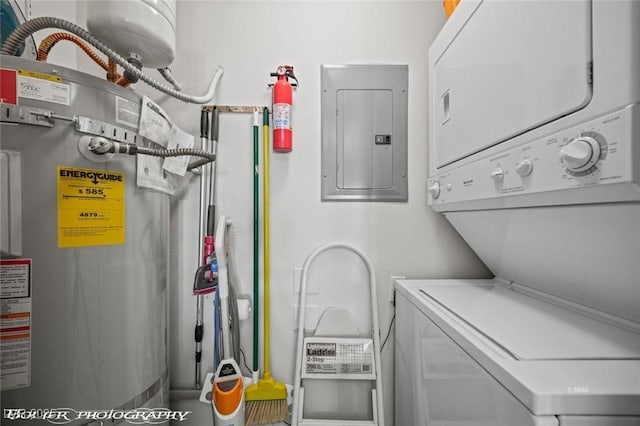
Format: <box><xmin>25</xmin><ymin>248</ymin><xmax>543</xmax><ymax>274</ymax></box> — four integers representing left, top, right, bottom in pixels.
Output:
<box><xmin>560</xmin><ymin>137</ymin><xmax>601</xmax><ymax>172</ymax></box>
<box><xmin>515</xmin><ymin>160</ymin><xmax>533</xmax><ymax>177</ymax></box>
<box><xmin>490</xmin><ymin>168</ymin><xmax>504</xmax><ymax>182</ymax></box>
<box><xmin>428</xmin><ymin>181</ymin><xmax>441</xmax><ymax>199</ymax></box>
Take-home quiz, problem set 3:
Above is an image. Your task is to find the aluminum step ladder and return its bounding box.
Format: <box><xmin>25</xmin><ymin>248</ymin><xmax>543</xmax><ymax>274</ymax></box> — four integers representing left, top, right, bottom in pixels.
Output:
<box><xmin>292</xmin><ymin>243</ymin><xmax>384</xmax><ymax>426</ymax></box>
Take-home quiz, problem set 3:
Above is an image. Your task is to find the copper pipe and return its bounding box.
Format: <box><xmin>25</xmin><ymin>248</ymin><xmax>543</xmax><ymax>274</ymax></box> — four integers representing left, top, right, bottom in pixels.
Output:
<box><xmin>107</xmin><ymin>58</ymin><xmax>118</xmax><ymax>82</ymax></box>
<box><xmin>116</xmin><ymin>75</ymin><xmax>131</xmax><ymax>88</ymax></box>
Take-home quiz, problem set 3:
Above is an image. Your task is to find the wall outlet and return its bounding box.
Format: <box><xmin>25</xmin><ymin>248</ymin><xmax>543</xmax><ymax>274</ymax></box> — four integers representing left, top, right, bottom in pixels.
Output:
<box><xmin>389</xmin><ymin>275</ymin><xmax>405</xmax><ymax>305</ymax></box>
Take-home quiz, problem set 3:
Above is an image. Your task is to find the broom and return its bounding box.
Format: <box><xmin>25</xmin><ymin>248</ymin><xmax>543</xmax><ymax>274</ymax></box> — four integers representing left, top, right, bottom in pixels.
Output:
<box><xmin>245</xmin><ymin>107</ymin><xmax>288</xmax><ymax>425</ymax></box>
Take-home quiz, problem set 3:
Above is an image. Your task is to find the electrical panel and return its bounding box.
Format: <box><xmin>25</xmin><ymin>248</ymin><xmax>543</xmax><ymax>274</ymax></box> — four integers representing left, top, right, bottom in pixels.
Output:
<box><xmin>321</xmin><ymin>64</ymin><xmax>408</xmax><ymax>201</ymax></box>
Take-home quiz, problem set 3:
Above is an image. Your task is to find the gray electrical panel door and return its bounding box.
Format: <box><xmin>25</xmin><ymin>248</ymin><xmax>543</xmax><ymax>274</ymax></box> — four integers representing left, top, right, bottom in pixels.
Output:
<box><xmin>322</xmin><ymin>65</ymin><xmax>408</xmax><ymax>201</ymax></box>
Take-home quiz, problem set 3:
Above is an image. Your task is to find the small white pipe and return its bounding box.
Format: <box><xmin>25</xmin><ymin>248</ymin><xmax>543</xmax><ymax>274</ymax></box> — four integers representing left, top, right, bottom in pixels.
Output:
<box><xmin>1</xmin><ymin>17</ymin><xmax>223</xmax><ymax>104</ymax></box>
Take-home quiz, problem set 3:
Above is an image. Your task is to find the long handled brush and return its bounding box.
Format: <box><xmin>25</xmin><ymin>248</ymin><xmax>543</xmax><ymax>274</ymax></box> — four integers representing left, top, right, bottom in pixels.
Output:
<box><xmin>245</xmin><ymin>107</ymin><xmax>288</xmax><ymax>426</ymax></box>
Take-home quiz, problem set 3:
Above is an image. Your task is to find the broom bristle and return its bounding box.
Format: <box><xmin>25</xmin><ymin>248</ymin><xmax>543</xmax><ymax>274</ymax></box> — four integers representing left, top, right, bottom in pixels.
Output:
<box><xmin>245</xmin><ymin>399</ymin><xmax>288</xmax><ymax>426</ymax></box>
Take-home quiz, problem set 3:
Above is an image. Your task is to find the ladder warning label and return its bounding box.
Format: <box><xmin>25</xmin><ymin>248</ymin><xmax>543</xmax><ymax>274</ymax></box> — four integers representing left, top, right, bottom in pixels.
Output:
<box><xmin>304</xmin><ymin>338</ymin><xmax>375</xmax><ymax>377</ymax></box>
<box><xmin>1</xmin><ymin>259</ymin><xmax>32</xmax><ymax>390</ymax></box>
<box><xmin>57</xmin><ymin>166</ymin><xmax>126</xmax><ymax>248</ymax></box>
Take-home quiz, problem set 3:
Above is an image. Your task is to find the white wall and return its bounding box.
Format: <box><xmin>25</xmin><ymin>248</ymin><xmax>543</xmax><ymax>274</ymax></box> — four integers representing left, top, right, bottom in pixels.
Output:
<box><xmin>160</xmin><ymin>1</ymin><xmax>491</xmax><ymax>425</ymax></box>
<box><xmin>28</xmin><ymin>0</ymin><xmax>78</xmax><ymax>68</ymax></box>
<box><xmin>25</xmin><ymin>1</ymin><xmax>491</xmax><ymax>424</ymax></box>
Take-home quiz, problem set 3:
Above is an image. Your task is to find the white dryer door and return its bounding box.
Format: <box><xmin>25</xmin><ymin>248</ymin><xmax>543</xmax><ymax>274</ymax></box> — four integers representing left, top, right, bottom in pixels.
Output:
<box><xmin>431</xmin><ymin>0</ymin><xmax>592</xmax><ymax>168</ymax></box>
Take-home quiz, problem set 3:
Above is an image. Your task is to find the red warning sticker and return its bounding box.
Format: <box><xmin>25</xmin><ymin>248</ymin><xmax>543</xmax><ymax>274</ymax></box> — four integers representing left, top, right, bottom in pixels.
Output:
<box><xmin>0</xmin><ymin>69</ymin><xmax>18</xmax><ymax>105</ymax></box>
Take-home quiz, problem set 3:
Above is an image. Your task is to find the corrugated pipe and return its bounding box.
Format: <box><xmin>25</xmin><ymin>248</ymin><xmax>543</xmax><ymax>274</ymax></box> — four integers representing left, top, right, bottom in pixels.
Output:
<box><xmin>36</xmin><ymin>33</ymin><xmax>126</xmax><ymax>85</ymax></box>
<box><xmin>137</xmin><ymin>146</ymin><xmax>216</xmax><ymax>162</ymax></box>
<box><xmin>1</xmin><ymin>17</ymin><xmax>223</xmax><ymax>104</ymax></box>
<box><xmin>37</xmin><ymin>32</ymin><xmax>109</xmax><ymax>71</ymax></box>
<box><xmin>88</xmin><ymin>138</ymin><xmax>216</xmax><ymax>162</ymax></box>
<box><xmin>107</xmin><ymin>58</ymin><xmax>119</xmax><ymax>83</ymax></box>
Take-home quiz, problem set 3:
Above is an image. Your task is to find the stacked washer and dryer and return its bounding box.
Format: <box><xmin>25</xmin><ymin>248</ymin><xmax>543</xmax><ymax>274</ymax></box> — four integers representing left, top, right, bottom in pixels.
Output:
<box><xmin>396</xmin><ymin>1</ymin><xmax>640</xmax><ymax>425</ymax></box>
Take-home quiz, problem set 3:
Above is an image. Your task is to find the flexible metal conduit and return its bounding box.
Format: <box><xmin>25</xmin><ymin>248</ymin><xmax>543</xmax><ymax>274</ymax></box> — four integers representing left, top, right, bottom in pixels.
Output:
<box><xmin>1</xmin><ymin>17</ymin><xmax>223</xmax><ymax>104</ymax></box>
<box><xmin>89</xmin><ymin>138</ymin><xmax>216</xmax><ymax>162</ymax></box>
<box><xmin>137</xmin><ymin>146</ymin><xmax>216</xmax><ymax>161</ymax></box>
<box><xmin>37</xmin><ymin>32</ymin><xmax>110</xmax><ymax>70</ymax></box>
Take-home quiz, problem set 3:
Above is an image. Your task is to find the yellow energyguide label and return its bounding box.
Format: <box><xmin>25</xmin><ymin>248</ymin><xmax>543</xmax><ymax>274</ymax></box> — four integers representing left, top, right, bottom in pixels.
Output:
<box><xmin>18</xmin><ymin>69</ymin><xmax>62</xmax><ymax>82</ymax></box>
<box><xmin>57</xmin><ymin>166</ymin><xmax>125</xmax><ymax>248</ymax></box>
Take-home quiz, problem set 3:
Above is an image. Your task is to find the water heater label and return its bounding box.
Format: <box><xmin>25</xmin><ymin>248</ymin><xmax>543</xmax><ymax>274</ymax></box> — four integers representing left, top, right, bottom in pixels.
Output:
<box><xmin>139</xmin><ymin>96</ymin><xmax>172</xmax><ymax>147</ymax></box>
<box><xmin>57</xmin><ymin>166</ymin><xmax>126</xmax><ymax>248</ymax></box>
<box><xmin>115</xmin><ymin>96</ymin><xmax>141</xmax><ymax>129</ymax></box>
<box><xmin>0</xmin><ymin>259</ymin><xmax>32</xmax><ymax>391</ymax></box>
<box><xmin>17</xmin><ymin>70</ymin><xmax>70</xmax><ymax>106</ymax></box>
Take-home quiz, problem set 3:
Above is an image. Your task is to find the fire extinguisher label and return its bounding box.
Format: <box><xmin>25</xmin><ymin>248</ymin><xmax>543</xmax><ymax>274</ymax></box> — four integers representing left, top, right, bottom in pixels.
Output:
<box><xmin>273</xmin><ymin>103</ymin><xmax>291</xmax><ymax>130</ymax></box>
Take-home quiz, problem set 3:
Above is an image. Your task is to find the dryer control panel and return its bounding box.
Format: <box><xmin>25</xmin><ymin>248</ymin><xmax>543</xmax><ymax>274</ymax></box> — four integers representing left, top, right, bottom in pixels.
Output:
<box><xmin>428</xmin><ymin>105</ymin><xmax>640</xmax><ymax>210</ymax></box>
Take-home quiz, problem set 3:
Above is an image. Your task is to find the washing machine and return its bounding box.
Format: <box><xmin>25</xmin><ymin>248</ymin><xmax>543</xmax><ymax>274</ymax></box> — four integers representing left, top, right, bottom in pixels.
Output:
<box><xmin>396</xmin><ymin>1</ymin><xmax>640</xmax><ymax>424</ymax></box>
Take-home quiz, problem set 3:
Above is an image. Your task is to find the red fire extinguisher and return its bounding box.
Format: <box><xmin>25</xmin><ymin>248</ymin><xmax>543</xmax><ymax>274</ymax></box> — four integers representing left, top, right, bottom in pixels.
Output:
<box><xmin>270</xmin><ymin>65</ymin><xmax>298</xmax><ymax>153</ymax></box>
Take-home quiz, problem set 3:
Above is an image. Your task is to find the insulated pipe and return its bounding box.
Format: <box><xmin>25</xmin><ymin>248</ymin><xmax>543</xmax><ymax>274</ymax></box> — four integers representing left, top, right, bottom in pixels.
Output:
<box><xmin>36</xmin><ymin>32</ymin><xmax>110</xmax><ymax>72</ymax></box>
<box><xmin>1</xmin><ymin>17</ymin><xmax>223</xmax><ymax>104</ymax></box>
<box><xmin>107</xmin><ymin>58</ymin><xmax>119</xmax><ymax>83</ymax></box>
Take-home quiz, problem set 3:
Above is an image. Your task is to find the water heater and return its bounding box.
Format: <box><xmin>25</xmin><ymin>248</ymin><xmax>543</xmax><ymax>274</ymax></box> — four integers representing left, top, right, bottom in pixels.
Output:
<box><xmin>86</xmin><ymin>0</ymin><xmax>177</xmax><ymax>68</ymax></box>
<box><xmin>0</xmin><ymin>54</ymin><xmax>169</xmax><ymax>422</ymax></box>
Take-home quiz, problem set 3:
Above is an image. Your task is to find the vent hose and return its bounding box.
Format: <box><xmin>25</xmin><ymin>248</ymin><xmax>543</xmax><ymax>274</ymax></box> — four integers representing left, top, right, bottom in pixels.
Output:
<box><xmin>1</xmin><ymin>17</ymin><xmax>223</xmax><ymax>104</ymax></box>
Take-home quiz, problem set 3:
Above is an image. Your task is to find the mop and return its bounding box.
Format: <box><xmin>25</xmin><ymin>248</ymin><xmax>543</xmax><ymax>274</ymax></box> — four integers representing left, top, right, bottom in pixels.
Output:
<box><xmin>211</xmin><ymin>215</ymin><xmax>245</xmax><ymax>426</ymax></box>
<box><xmin>244</xmin><ymin>107</ymin><xmax>288</xmax><ymax>425</ymax></box>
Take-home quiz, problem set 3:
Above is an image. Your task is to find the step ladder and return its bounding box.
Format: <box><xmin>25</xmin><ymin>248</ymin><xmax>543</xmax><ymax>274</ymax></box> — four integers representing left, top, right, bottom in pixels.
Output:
<box><xmin>292</xmin><ymin>243</ymin><xmax>384</xmax><ymax>426</ymax></box>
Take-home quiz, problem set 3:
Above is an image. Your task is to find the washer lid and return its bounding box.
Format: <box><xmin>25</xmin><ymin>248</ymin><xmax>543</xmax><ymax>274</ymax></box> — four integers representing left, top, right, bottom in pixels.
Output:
<box><xmin>419</xmin><ymin>283</ymin><xmax>640</xmax><ymax>360</ymax></box>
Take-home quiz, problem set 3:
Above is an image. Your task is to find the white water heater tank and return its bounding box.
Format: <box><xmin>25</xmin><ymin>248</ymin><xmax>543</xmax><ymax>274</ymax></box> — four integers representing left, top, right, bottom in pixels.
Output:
<box><xmin>86</xmin><ymin>0</ymin><xmax>176</xmax><ymax>68</ymax></box>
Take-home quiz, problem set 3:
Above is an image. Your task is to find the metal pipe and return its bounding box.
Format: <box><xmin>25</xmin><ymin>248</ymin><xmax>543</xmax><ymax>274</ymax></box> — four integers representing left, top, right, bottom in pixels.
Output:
<box><xmin>208</xmin><ymin>107</ymin><xmax>220</xmax><ymax>235</ymax></box>
<box><xmin>194</xmin><ymin>109</ymin><xmax>210</xmax><ymax>389</ymax></box>
<box><xmin>87</xmin><ymin>138</ymin><xmax>216</xmax><ymax>161</ymax></box>
<box><xmin>1</xmin><ymin>17</ymin><xmax>223</xmax><ymax>104</ymax></box>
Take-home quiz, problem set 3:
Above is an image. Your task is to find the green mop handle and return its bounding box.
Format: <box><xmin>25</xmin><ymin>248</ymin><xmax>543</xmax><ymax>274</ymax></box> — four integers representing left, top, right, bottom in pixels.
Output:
<box><xmin>253</xmin><ymin>110</ymin><xmax>260</xmax><ymax>372</ymax></box>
